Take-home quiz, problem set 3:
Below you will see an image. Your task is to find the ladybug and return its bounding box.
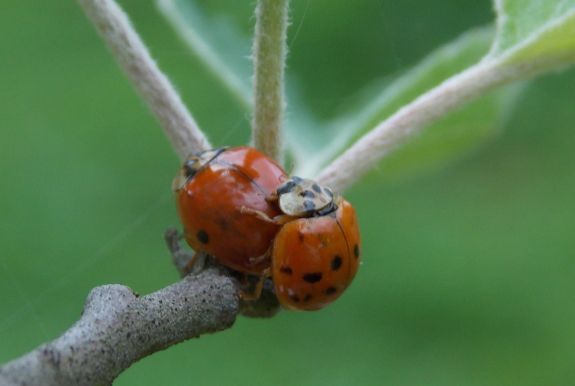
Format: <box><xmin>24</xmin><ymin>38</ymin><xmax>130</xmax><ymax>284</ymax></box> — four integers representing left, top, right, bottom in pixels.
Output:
<box><xmin>241</xmin><ymin>176</ymin><xmax>361</xmax><ymax>311</ymax></box>
<box><xmin>173</xmin><ymin>146</ymin><xmax>288</xmax><ymax>274</ymax></box>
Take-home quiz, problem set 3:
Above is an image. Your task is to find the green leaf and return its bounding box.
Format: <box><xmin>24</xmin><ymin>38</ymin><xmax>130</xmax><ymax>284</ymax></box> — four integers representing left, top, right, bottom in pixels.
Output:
<box><xmin>156</xmin><ymin>0</ymin><xmax>252</xmax><ymax>110</ymax></box>
<box><xmin>297</xmin><ymin>28</ymin><xmax>522</xmax><ymax>179</ymax></box>
<box><xmin>373</xmin><ymin>0</ymin><xmax>575</xmax><ymax>180</ymax></box>
<box><xmin>303</xmin><ymin>0</ymin><xmax>575</xmax><ymax>183</ymax></box>
<box><xmin>375</xmin><ymin>83</ymin><xmax>524</xmax><ymax>180</ymax></box>
<box><xmin>488</xmin><ymin>0</ymin><xmax>575</xmax><ymax>64</ymax></box>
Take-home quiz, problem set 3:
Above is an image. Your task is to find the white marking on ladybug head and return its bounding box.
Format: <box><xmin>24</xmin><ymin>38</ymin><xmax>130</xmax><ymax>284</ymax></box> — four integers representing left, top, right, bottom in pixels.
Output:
<box><xmin>276</xmin><ymin>176</ymin><xmax>334</xmax><ymax>217</ymax></box>
<box><xmin>171</xmin><ymin>147</ymin><xmax>228</xmax><ymax>192</ymax></box>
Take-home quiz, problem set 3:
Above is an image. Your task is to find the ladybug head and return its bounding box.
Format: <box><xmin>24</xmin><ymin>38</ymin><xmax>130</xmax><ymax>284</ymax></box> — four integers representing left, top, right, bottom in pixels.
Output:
<box><xmin>171</xmin><ymin>147</ymin><xmax>228</xmax><ymax>192</ymax></box>
<box><xmin>276</xmin><ymin>176</ymin><xmax>335</xmax><ymax>217</ymax></box>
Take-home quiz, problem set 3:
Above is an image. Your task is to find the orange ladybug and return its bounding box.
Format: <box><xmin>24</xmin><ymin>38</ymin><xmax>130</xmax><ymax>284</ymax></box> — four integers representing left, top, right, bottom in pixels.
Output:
<box><xmin>173</xmin><ymin>146</ymin><xmax>288</xmax><ymax>274</ymax></box>
<box><xmin>241</xmin><ymin>176</ymin><xmax>361</xmax><ymax>311</ymax></box>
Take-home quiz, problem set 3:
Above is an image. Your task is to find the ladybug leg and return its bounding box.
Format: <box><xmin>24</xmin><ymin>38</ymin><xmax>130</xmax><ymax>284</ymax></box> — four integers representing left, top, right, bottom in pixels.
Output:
<box><xmin>238</xmin><ymin>206</ymin><xmax>273</xmax><ymax>221</ymax></box>
<box><xmin>164</xmin><ymin>227</ymin><xmax>205</xmax><ymax>277</ymax></box>
<box><xmin>264</xmin><ymin>192</ymin><xmax>279</xmax><ymax>202</ymax></box>
<box><xmin>239</xmin><ymin>272</ymin><xmax>250</xmax><ymax>286</ymax></box>
<box><xmin>181</xmin><ymin>252</ymin><xmax>199</xmax><ymax>273</ymax></box>
<box><xmin>248</xmin><ymin>253</ymin><xmax>269</xmax><ymax>266</ymax></box>
<box><xmin>238</xmin><ymin>206</ymin><xmax>294</xmax><ymax>225</ymax></box>
<box><xmin>239</xmin><ymin>268</ymin><xmax>272</xmax><ymax>300</ymax></box>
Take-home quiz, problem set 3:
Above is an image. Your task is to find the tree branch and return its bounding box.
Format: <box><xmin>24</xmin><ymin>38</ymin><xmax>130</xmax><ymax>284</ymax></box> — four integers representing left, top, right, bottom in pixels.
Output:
<box><xmin>76</xmin><ymin>0</ymin><xmax>211</xmax><ymax>159</ymax></box>
<box><xmin>0</xmin><ymin>269</ymin><xmax>238</xmax><ymax>386</ymax></box>
<box><xmin>0</xmin><ymin>231</ymin><xmax>281</xmax><ymax>386</ymax></box>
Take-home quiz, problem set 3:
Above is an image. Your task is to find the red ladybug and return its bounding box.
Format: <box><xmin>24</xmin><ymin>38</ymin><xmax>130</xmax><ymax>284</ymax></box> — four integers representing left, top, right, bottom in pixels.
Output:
<box><xmin>173</xmin><ymin>147</ymin><xmax>288</xmax><ymax>274</ymax></box>
<box><xmin>241</xmin><ymin>176</ymin><xmax>361</xmax><ymax>311</ymax></box>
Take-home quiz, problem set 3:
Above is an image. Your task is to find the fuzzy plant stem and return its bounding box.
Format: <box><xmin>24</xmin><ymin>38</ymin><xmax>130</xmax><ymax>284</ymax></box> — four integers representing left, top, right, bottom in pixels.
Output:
<box><xmin>251</xmin><ymin>0</ymin><xmax>290</xmax><ymax>164</ymax></box>
<box><xmin>316</xmin><ymin>57</ymin><xmax>561</xmax><ymax>193</ymax></box>
<box><xmin>76</xmin><ymin>0</ymin><xmax>211</xmax><ymax>160</ymax></box>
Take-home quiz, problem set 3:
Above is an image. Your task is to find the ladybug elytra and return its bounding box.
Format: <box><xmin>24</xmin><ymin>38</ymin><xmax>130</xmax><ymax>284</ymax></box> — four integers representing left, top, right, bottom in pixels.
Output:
<box><xmin>241</xmin><ymin>176</ymin><xmax>361</xmax><ymax>311</ymax></box>
<box><xmin>173</xmin><ymin>146</ymin><xmax>288</xmax><ymax>274</ymax></box>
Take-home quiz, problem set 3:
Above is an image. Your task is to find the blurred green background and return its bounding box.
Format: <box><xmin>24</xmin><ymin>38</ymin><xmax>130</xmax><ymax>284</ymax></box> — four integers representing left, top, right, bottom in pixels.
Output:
<box><xmin>2</xmin><ymin>0</ymin><xmax>575</xmax><ymax>385</ymax></box>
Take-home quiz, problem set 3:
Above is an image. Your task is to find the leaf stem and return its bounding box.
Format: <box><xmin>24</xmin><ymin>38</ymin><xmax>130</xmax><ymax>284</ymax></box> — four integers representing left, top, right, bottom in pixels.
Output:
<box><xmin>316</xmin><ymin>59</ymin><xmax>541</xmax><ymax>193</ymax></box>
<box><xmin>251</xmin><ymin>0</ymin><xmax>290</xmax><ymax>164</ymax></box>
<box><xmin>76</xmin><ymin>0</ymin><xmax>210</xmax><ymax>160</ymax></box>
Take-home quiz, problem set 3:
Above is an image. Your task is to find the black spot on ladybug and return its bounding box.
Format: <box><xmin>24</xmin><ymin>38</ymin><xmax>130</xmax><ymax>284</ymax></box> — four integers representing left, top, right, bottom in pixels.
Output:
<box><xmin>303</xmin><ymin>200</ymin><xmax>316</xmax><ymax>212</ymax></box>
<box><xmin>326</xmin><ymin>286</ymin><xmax>337</xmax><ymax>295</ymax></box>
<box><xmin>215</xmin><ymin>217</ymin><xmax>231</xmax><ymax>231</ymax></box>
<box><xmin>354</xmin><ymin>244</ymin><xmax>360</xmax><ymax>259</ymax></box>
<box><xmin>304</xmin><ymin>294</ymin><xmax>313</xmax><ymax>302</ymax></box>
<box><xmin>277</xmin><ymin>180</ymin><xmax>297</xmax><ymax>195</ymax></box>
<box><xmin>311</xmin><ymin>184</ymin><xmax>322</xmax><ymax>193</ymax></box>
<box><xmin>303</xmin><ymin>273</ymin><xmax>322</xmax><ymax>283</ymax></box>
<box><xmin>291</xmin><ymin>294</ymin><xmax>300</xmax><ymax>303</ymax></box>
<box><xmin>297</xmin><ymin>231</ymin><xmax>305</xmax><ymax>242</ymax></box>
<box><xmin>300</xmin><ymin>190</ymin><xmax>316</xmax><ymax>198</ymax></box>
<box><xmin>292</xmin><ymin>176</ymin><xmax>304</xmax><ymax>184</ymax></box>
<box><xmin>331</xmin><ymin>256</ymin><xmax>343</xmax><ymax>270</ymax></box>
<box><xmin>279</xmin><ymin>266</ymin><xmax>293</xmax><ymax>275</ymax></box>
<box><xmin>197</xmin><ymin>230</ymin><xmax>209</xmax><ymax>244</ymax></box>
<box><xmin>324</xmin><ymin>188</ymin><xmax>333</xmax><ymax>198</ymax></box>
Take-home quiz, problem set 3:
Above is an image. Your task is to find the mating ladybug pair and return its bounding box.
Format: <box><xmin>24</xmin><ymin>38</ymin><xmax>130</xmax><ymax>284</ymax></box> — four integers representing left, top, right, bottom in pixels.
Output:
<box><xmin>172</xmin><ymin>146</ymin><xmax>361</xmax><ymax>311</ymax></box>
